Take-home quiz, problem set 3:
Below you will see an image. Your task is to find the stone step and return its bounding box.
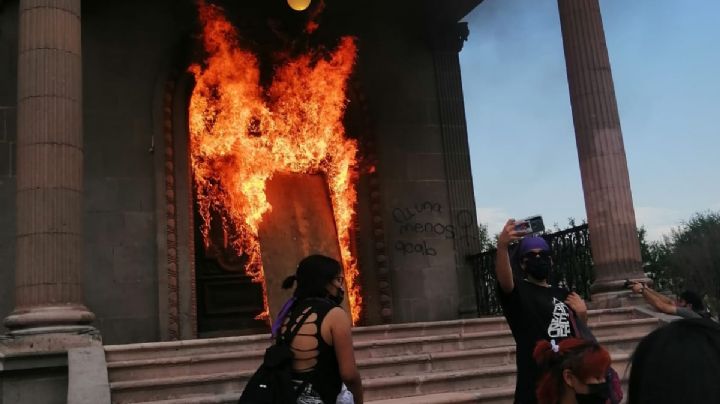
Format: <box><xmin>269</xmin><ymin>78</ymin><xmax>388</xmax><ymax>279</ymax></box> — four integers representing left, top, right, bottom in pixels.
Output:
<box><xmin>110</xmin><ymin>352</ymin><xmax>631</xmax><ymax>403</ymax></box>
<box><xmin>107</xmin><ymin>331</ymin><xmax>645</xmax><ymax>383</ymax></box>
<box><xmin>111</xmin><ymin>371</ymin><xmax>247</xmax><ymax>404</ymax></box>
<box><xmin>360</xmin><ymin>333</ymin><xmax>636</xmax><ymax>380</ymax></box>
<box><xmin>105</xmin><ymin>334</ymin><xmax>273</xmax><ymax>363</ymax></box>
<box><xmin>127</xmin><ymin>388</ymin><xmax>512</xmax><ymax>404</ymax></box>
<box><xmin>131</xmin><ymin>394</ymin><xmax>240</xmax><ymax>404</ymax></box>
<box><xmin>363</xmin><ymin>353</ymin><xmax>630</xmax><ymax>401</ymax></box>
<box><xmin>583</xmin><ymin>317</ymin><xmax>658</xmax><ymax>338</ymax></box>
<box><xmin>105</xmin><ymin>308</ymin><xmax>646</xmax><ymax>362</ymax></box>
<box><xmin>128</xmin><ymin>390</ymin><xmax>510</xmax><ymax>404</ymax></box>
<box><xmin>362</xmin><ymin>366</ymin><xmax>517</xmax><ymax>401</ymax></box>
<box><xmin>368</xmin><ymin>386</ymin><xmax>515</xmax><ymax>404</ymax></box>
<box><xmin>106</xmin><ymin>315</ymin><xmax>657</xmax><ymax>368</ymax></box>
<box><xmin>352</xmin><ymin>307</ymin><xmax>641</xmax><ymax>340</ymax></box>
<box><xmin>107</xmin><ymin>312</ymin><xmax>653</xmax><ymax>403</ymax></box>
<box><xmin>110</xmin><ymin>366</ymin><xmax>520</xmax><ymax>403</ymax></box>
<box><xmin>369</xmin><ymin>364</ymin><xmax>633</xmax><ymax>404</ymax></box>
<box><xmin>354</xmin><ymin>317</ymin><xmax>656</xmax><ymax>360</ymax></box>
<box><xmin>108</xmin><ymin>345</ymin><xmax>513</xmax><ymax>383</ymax></box>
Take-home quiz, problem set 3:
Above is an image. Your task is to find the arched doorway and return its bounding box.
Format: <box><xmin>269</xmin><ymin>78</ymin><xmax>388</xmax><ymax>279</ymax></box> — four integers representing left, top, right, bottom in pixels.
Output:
<box><xmin>154</xmin><ymin>2</ymin><xmax>394</xmax><ymax>340</ymax></box>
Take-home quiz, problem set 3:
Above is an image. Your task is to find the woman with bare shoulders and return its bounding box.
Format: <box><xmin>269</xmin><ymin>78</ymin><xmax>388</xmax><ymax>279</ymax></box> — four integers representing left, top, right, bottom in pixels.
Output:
<box><xmin>272</xmin><ymin>254</ymin><xmax>363</xmax><ymax>404</ymax></box>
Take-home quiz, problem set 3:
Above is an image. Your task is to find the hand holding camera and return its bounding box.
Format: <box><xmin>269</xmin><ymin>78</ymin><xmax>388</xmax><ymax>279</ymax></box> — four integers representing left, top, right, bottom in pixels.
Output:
<box><xmin>498</xmin><ymin>215</ymin><xmax>546</xmax><ymax>249</ymax></box>
<box><xmin>624</xmin><ymin>279</ymin><xmax>645</xmax><ymax>294</ymax></box>
<box><xmin>514</xmin><ymin>215</ymin><xmax>545</xmax><ymax>235</ymax></box>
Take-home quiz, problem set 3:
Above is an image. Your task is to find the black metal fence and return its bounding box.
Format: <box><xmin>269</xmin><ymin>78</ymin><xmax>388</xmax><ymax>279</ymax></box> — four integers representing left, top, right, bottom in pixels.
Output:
<box><xmin>468</xmin><ymin>224</ymin><xmax>594</xmax><ymax>316</ymax></box>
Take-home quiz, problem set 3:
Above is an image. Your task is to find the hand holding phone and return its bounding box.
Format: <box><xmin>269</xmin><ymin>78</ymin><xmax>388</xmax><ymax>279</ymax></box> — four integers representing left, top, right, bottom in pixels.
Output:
<box><xmin>514</xmin><ymin>215</ymin><xmax>545</xmax><ymax>236</ymax></box>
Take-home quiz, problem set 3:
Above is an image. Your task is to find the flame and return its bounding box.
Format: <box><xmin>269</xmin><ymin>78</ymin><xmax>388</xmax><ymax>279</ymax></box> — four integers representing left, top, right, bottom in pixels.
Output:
<box><xmin>188</xmin><ymin>2</ymin><xmax>362</xmax><ymax>324</ymax></box>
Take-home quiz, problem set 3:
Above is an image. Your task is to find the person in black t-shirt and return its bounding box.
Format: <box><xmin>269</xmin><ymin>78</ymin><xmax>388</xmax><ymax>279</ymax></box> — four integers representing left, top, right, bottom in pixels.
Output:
<box><xmin>495</xmin><ymin>219</ymin><xmax>588</xmax><ymax>404</ymax></box>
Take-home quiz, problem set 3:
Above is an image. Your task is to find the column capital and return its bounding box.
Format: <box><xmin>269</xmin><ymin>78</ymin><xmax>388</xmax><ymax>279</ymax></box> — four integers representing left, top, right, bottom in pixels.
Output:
<box><xmin>428</xmin><ymin>22</ymin><xmax>470</xmax><ymax>53</ymax></box>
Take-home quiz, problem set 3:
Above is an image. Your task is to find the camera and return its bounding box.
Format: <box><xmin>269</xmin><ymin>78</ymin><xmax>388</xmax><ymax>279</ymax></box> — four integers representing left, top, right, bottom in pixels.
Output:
<box><xmin>514</xmin><ymin>215</ymin><xmax>545</xmax><ymax>235</ymax></box>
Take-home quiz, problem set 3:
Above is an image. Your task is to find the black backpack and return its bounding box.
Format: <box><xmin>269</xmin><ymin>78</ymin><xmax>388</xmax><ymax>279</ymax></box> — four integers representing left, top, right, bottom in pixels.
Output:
<box><xmin>238</xmin><ymin>307</ymin><xmax>314</xmax><ymax>404</ymax></box>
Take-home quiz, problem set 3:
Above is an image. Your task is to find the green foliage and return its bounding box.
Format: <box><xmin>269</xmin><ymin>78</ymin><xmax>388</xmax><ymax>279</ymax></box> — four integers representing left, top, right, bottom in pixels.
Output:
<box><xmin>637</xmin><ymin>227</ymin><xmax>674</xmax><ymax>292</ymax></box>
<box><xmin>477</xmin><ymin>222</ymin><xmax>494</xmax><ymax>252</ymax></box>
<box><xmin>665</xmin><ymin>211</ymin><xmax>720</xmax><ymax>313</ymax></box>
<box><xmin>640</xmin><ymin>211</ymin><xmax>720</xmax><ymax>314</ymax></box>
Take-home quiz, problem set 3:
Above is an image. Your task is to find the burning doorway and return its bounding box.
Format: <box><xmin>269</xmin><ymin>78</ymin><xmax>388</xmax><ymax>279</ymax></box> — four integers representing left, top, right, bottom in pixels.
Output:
<box><xmin>155</xmin><ymin>0</ymin><xmax>482</xmax><ymax>341</ymax></box>
<box><xmin>166</xmin><ymin>1</ymin><xmax>364</xmax><ymax>337</ymax></box>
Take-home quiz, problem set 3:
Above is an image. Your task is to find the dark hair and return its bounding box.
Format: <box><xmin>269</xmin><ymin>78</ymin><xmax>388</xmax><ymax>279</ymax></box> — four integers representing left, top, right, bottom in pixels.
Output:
<box><xmin>679</xmin><ymin>290</ymin><xmax>705</xmax><ymax>312</ymax></box>
<box><xmin>281</xmin><ymin>254</ymin><xmax>341</xmax><ymax>300</ymax></box>
<box><xmin>533</xmin><ymin>338</ymin><xmax>611</xmax><ymax>404</ymax></box>
<box><xmin>628</xmin><ymin>318</ymin><xmax>720</xmax><ymax>404</ymax></box>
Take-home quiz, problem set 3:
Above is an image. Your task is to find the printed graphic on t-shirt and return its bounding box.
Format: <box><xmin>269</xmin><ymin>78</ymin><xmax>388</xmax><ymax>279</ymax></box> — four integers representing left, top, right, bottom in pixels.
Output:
<box><xmin>547</xmin><ymin>297</ymin><xmax>571</xmax><ymax>338</ymax></box>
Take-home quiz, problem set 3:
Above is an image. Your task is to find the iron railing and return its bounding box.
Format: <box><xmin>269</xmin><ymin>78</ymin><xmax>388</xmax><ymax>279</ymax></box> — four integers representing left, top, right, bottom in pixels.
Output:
<box><xmin>468</xmin><ymin>224</ymin><xmax>594</xmax><ymax>316</ymax></box>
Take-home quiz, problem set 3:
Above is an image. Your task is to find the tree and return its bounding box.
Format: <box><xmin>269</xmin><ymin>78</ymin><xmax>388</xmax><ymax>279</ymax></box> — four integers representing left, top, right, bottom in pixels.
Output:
<box><xmin>477</xmin><ymin>222</ymin><xmax>494</xmax><ymax>252</ymax></box>
<box><xmin>661</xmin><ymin>211</ymin><xmax>720</xmax><ymax>313</ymax></box>
<box><xmin>637</xmin><ymin>227</ymin><xmax>674</xmax><ymax>292</ymax></box>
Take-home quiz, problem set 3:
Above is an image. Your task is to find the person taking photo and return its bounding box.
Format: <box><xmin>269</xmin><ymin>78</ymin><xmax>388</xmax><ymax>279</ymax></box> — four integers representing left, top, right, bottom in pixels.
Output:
<box><xmin>495</xmin><ymin>219</ymin><xmax>588</xmax><ymax>404</ymax></box>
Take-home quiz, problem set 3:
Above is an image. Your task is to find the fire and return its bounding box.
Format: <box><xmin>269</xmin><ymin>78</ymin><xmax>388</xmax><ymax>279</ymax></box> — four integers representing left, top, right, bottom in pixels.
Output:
<box><xmin>188</xmin><ymin>2</ymin><xmax>362</xmax><ymax>324</ymax></box>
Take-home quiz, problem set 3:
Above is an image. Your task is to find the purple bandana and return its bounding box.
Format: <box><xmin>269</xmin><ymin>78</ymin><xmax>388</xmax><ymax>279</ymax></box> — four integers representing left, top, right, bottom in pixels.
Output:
<box><xmin>519</xmin><ymin>236</ymin><xmax>550</xmax><ymax>255</ymax></box>
<box><xmin>271</xmin><ymin>297</ymin><xmax>297</xmax><ymax>338</ymax></box>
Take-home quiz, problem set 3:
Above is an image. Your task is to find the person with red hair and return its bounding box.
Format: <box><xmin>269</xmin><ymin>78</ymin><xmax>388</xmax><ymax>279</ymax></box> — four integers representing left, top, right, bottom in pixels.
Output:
<box><xmin>533</xmin><ymin>338</ymin><xmax>612</xmax><ymax>404</ymax></box>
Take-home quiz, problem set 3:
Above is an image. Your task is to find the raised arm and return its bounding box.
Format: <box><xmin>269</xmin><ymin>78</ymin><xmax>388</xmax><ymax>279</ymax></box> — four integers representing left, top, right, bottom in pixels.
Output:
<box><xmin>495</xmin><ymin>219</ymin><xmax>524</xmax><ymax>294</ymax></box>
<box><xmin>630</xmin><ymin>283</ymin><xmax>677</xmax><ymax>315</ymax></box>
<box><xmin>645</xmin><ymin>286</ymin><xmax>675</xmax><ymax>306</ymax></box>
<box><xmin>328</xmin><ymin>308</ymin><xmax>363</xmax><ymax>404</ymax></box>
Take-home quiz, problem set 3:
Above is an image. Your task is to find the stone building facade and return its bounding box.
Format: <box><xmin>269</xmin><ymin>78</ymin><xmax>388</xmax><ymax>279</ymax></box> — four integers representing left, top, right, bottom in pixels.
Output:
<box><xmin>0</xmin><ymin>0</ymin><xmax>645</xmax><ymax>344</ymax></box>
<box><xmin>0</xmin><ymin>0</ymin><xmax>650</xmax><ymax>402</ymax></box>
<box><xmin>0</xmin><ymin>0</ymin><xmax>489</xmax><ymax>344</ymax></box>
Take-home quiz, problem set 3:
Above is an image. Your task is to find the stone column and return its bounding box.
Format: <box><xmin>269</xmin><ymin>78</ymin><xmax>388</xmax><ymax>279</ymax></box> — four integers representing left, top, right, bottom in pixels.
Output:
<box><xmin>557</xmin><ymin>0</ymin><xmax>646</xmax><ymax>300</ymax></box>
<box><xmin>3</xmin><ymin>0</ymin><xmax>95</xmax><ymax>333</ymax></box>
<box><xmin>431</xmin><ymin>23</ymin><xmax>483</xmax><ymax>316</ymax></box>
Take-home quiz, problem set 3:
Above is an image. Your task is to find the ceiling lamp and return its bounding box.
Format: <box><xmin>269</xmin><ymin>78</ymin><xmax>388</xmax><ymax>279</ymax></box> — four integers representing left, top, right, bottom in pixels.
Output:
<box><xmin>287</xmin><ymin>0</ymin><xmax>311</xmax><ymax>11</ymax></box>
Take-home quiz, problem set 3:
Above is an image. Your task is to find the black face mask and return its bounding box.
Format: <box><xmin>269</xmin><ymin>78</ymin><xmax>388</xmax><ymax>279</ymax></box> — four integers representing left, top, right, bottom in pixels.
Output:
<box><xmin>575</xmin><ymin>381</ymin><xmax>610</xmax><ymax>404</ymax></box>
<box><xmin>329</xmin><ymin>287</ymin><xmax>344</xmax><ymax>305</ymax></box>
<box><xmin>524</xmin><ymin>255</ymin><xmax>552</xmax><ymax>281</ymax></box>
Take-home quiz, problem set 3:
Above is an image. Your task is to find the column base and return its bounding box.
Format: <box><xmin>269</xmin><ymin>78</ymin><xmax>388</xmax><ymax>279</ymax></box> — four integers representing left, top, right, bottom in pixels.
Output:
<box><xmin>589</xmin><ymin>290</ymin><xmax>638</xmax><ymax>309</ymax></box>
<box><xmin>589</xmin><ymin>275</ymin><xmax>651</xmax><ymax>309</ymax></box>
<box><xmin>1</xmin><ymin>328</ymin><xmax>100</xmax><ymax>354</ymax></box>
<box><xmin>2</xmin><ymin>305</ymin><xmax>99</xmax><ymax>354</ymax></box>
<box><xmin>590</xmin><ymin>276</ymin><xmax>651</xmax><ymax>294</ymax></box>
<box><xmin>4</xmin><ymin>304</ymin><xmax>96</xmax><ymax>331</ymax></box>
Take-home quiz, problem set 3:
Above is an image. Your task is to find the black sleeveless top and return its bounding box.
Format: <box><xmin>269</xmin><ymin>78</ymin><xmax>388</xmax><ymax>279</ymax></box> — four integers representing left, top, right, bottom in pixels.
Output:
<box><xmin>283</xmin><ymin>297</ymin><xmax>342</xmax><ymax>404</ymax></box>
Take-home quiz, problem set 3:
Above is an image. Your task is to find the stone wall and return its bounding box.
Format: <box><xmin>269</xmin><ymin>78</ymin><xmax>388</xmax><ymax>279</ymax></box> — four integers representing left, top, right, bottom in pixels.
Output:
<box><xmin>80</xmin><ymin>0</ymin><xmax>194</xmax><ymax>343</ymax></box>
<box><xmin>357</xmin><ymin>10</ymin><xmax>470</xmax><ymax>323</ymax></box>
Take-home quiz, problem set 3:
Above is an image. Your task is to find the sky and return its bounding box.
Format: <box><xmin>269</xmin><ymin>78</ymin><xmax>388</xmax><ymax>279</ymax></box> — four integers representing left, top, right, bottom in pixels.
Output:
<box><xmin>459</xmin><ymin>0</ymin><xmax>720</xmax><ymax>241</ymax></box>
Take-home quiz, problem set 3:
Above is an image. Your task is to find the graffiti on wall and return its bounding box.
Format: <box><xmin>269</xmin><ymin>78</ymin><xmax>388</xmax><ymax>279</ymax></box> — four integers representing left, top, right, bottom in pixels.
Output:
<box><xmin>391</xmin><ymin>201</ymin><xmax>478</xmax><ymax>256</ymax></box>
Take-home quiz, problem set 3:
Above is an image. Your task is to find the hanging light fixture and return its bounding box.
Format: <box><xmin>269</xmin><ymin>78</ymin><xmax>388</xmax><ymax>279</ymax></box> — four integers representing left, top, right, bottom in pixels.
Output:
<box><xmin>287</xmin><ymin>0</ymin><xmax>311</xmax><ymax>11</ymax></box>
